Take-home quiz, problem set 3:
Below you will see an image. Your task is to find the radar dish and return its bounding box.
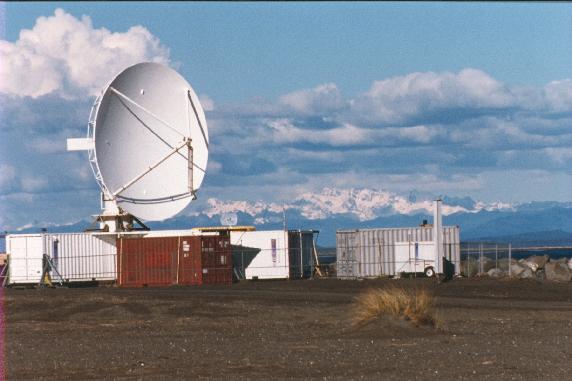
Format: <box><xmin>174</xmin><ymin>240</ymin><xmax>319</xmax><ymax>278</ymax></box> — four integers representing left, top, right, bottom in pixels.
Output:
<box><xmin>90</xmin><ymin>62</ymin><xmax>209</xmax><ymax>221</ymax></box>
<box><xmin>220</xmin><ymin>213</ymin><xmax>238</xmax><ymax>226</ymax></box>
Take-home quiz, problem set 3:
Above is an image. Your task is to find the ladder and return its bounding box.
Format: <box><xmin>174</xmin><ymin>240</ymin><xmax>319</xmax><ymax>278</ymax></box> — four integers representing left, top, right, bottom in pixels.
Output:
<box><xmin>38</xmin><ymin>254</ymin><xmax>64</xmax><ymax>288</ymax></box>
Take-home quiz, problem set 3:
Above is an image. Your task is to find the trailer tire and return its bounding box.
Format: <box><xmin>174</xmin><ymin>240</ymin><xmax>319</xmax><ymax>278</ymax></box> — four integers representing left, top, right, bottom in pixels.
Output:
<box><xmin>424</xmin><ymin>267</ymin><xmax>435</xmax><ymax>278</ymax></box>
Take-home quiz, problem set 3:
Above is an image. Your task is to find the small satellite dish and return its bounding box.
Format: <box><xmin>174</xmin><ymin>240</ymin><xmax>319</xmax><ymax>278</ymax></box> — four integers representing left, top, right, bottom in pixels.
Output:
<box><xmin>220</xmin><ymin>213</ymin><xmax>238</xmax><ymax>227</ymax></box>
<box><xmin>67</xmin><ymin>62</ymin><xmax>209</xmax><ymax>229</ymax></box>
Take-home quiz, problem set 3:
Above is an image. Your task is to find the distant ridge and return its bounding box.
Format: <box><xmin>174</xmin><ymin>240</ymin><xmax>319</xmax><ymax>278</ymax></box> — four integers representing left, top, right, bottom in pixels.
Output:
<box><xmin>464</xmin><ymin>229</ymin><xmax>572</xmax><ymax>247</ymax></box>
<box><xmin>5</xmin><ymin>188</ymin><xmax>571</xmax><ymax>247</ymax></box>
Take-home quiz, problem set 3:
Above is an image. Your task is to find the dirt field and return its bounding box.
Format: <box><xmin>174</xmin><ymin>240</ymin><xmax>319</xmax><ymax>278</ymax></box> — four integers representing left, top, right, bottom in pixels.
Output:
<box><xmin>4</xmin><ymin>278</ymin><xmax>572</xmax><ymax>380</ymax></box>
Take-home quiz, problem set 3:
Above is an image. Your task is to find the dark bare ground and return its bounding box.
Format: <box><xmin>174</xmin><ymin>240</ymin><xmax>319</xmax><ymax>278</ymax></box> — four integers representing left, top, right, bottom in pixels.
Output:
<box><xmin>4</xmin><ymin>278</ymin><xmax>572</xmax><ymax>380</ymax></box>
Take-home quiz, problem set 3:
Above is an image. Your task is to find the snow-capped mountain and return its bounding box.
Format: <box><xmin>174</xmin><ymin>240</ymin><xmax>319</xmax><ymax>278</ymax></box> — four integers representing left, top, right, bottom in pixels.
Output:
<box><xmin>199</xmin><ymin>187</ymin><xmax>514</xmax><ymax>223</ymax></box>
<box><xmin>8</xmin><ymin>187</ymin><xmax>571</xmax><ymax>247</ymax></box>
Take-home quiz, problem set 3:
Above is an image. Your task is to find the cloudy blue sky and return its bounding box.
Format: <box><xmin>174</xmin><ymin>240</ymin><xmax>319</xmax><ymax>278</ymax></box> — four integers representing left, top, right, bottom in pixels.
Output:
<box><xmin>1</xmin><ymin>2</ymin><xmax>571</xmax><ymax>229</ymax></box>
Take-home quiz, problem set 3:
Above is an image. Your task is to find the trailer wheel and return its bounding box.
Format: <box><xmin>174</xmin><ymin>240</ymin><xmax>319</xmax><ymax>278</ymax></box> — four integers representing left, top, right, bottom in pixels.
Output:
<box><xmin>424</xmin><ymin>267</ymin><xmax>435</xmax><ymax>278</ymax></box>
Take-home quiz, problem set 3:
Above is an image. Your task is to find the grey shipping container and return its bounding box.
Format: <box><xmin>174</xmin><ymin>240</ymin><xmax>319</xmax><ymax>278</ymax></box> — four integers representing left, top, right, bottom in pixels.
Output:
<box><xmin>336</xmin><ymin>226</ymin><xmax>460</xmax><ymax>278</ymax></box>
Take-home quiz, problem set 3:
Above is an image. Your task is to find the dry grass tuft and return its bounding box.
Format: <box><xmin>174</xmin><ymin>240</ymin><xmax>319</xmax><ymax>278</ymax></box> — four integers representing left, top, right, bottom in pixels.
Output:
<box><xmin>352</xmin><ymin>286</ymin><xmax>438</xmax><ymax>328</ymax></box>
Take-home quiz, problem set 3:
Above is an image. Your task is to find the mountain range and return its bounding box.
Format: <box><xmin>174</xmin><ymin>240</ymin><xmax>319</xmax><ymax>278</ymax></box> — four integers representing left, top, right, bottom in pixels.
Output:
<box><xmin>8</xmin><ymin>188</ymin><xmax>572</xmax><ymax>247</ymax></box>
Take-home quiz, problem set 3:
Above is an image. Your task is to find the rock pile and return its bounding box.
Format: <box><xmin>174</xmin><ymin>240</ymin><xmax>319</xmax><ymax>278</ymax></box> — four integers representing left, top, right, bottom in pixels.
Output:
<box><xmin>462</xmin><ymin>255</ymin><xmax>572</xmax><ymax>282</ymax></box>
<box><xmin>544</xmin><ymin>261</ymin><xmax>572</xmax><ymax>282</ymax></box>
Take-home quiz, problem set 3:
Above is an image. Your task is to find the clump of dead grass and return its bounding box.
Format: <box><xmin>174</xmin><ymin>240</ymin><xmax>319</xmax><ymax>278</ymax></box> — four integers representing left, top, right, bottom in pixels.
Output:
<box><xmin>352</xmin><ymin>286</ymin><xmax>438</xmax><ymax>328</ymax></box>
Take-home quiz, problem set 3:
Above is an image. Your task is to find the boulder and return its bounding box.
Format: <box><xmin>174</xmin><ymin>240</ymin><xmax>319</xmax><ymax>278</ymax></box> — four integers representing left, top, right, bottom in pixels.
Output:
<box><xmin>568</xmin><ymin>258</ymin><xmax>572</xmax><ymax>270</ymax></box>
<box><xmin>481</xmin><ymin>257</ymin><xmax>497</xmax><ymax>273</ymax></box>
<box><xmin>487</xmin><ymin>268</ymin><xmax>505</xmax><ymax>278</ymax></box>
<box><xmin>519</xmin><ymin>268</ymin><xmax>535</xmax><ymax>279</ymax></box>
<box><xmin>465</xmin><ymin>256</ymin><xmax>496</xmax><ymax>275</ymax></box>
<box><xmin>551</xmin><ymin>257</ymin><xmax>568</xmax><ymax>264</ymax></box>
<box><xmin>522</xmin><ymin>255</ymin><xmax>550</xmax><ymax>272</ymax></box>
<box><xmin>523</xmin><ymin>261</ymin><xmax>539</xmax><ymax>272</ymax></box>
<box><xmin>509</xmin><ymin>262</ymin><xmax>528</xmax><ymax>277</ymax></box>
<box><xmin>536</xmin><ymin>269</ymin><xmax>546</xmax><ymax>281</ymax></box>
<box><xmin>497</xmin><ymin>258</ymin><xmax>516</xmax><ymax>272</ymax></box>
<box><xmin>545</xmin><ymin>262</ymin><xmax>572</xmax><ymax>282</ymax></box>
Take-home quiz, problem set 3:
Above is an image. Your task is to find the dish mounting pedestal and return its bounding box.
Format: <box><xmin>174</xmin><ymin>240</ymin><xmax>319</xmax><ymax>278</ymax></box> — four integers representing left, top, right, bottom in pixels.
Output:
<box><xmin>85</xmin><ymin>195</ymin><xmax>149</xmax><ymax>232</ymax></box>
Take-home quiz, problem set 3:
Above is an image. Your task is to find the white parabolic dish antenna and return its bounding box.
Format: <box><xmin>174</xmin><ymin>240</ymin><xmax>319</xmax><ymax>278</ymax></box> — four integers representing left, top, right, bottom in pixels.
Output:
<box><xmin>68</xmin><ymin>62</ymin><xmax>209</xmax><ymax>222</ymax></box>
<box><xmin>220</xmin><ymin>212</ymin><xmax>238</xmax><ymax>226</ymax></box>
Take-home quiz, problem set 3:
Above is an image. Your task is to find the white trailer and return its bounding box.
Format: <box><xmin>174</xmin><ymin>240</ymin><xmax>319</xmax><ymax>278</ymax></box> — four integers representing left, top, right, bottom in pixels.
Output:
<box><xmin>394</xmin><ymin>241</ymin><xmax>437</xmax><ymax>277</ymax></box>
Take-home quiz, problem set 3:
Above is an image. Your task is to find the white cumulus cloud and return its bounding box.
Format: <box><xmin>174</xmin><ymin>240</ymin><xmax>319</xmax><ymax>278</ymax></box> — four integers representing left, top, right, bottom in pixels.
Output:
<box><xmin>543</xmin><ymin>79</ymin><xmax>572</xmax><ymax>113</ymax></box>
<box><xmin>279</xmin><ymin>83</ymin><xmax>346</xmax><ymax>116</ymax></box>
<box><xmin>0</xmin><ymin>8</ymin><xmax>170</xmax><ymax>98</ymax></box>
<box><xmin>350</xmin><ymin>68</ymin><xmax>515</xmax><ymax>125</ymax></box>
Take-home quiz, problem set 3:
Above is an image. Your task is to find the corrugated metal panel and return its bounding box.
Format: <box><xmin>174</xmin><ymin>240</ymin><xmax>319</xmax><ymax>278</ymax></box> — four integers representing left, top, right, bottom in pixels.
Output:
<box><xmin>336</xmin><ymin>231</ymin><xmax>357</xmax><ymax>279</ymax></box>
<box><xmin>45</xmin><ymin>233</ymin><xmax>117</xmax><ymax>282</ymax></box>
<box><xmin>118</xmin><ymin>236</ymin><xmax>181</xmax><ymax>287</ymax></box>
<box><xmin>117</xmin><ymin>235</ymin><xmax>232</xmax><ymax>287</ymax></box>
<box><xmin>7</xmin><ymin>233</ymin><xmax>118</xmax><ymax>284</ymax></box>
<box><xmin>336</xmin><ymin>226</ymin><xmax>461</xmax><ymax>278</ymax></box>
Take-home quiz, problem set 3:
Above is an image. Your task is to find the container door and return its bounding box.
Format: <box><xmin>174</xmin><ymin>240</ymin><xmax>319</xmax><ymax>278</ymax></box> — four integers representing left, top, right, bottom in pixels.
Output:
<box><xmin>178</xmin><ymin>237</ymin><xmax>201</xmax><ymax>285</ymax></box>
<box><xmin>215</xmin><ymin>236</ymin><xmax>231</xmax><ymax>284</ymax></box>
<box><xmin>119</xmin><ymin>237</ymin><xmax>177</xmax><ymax>287</ymax></box>
<box><xmin>199</xmin><ymin>236</ymin><xmax>231</xmax><ymax>285</ymax></box>
<box><xmin>200</xmin><ymin>236</ymin><xmax>216</xmax><ymax>284</ymax></box>
<box><xmin>287</xmin><ymin>232</ymin><xmax>301</xmax><ymax>279</ymax></box>
<box><xmin>394</xmin><ymin>242</ymin><xmax>412</xmax><ymax>273</ymax></box>
<box><xmin>8</xmin><ymin>235</ymin><xmax>44</xmax><ymax>284</ymax></box>
<box><xmin>301</xmin><ymin>232</ymin><xmax>314</xmax><ymax>278</ymax></box>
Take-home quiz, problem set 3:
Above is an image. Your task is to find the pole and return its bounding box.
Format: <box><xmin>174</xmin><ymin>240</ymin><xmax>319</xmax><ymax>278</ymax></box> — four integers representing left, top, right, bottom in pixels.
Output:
<box><xmin>433</xmin><ymin>199</ymin><xmax>443</xmax><ymax>275</ymax></box>
<box><xmin>299</xmin><ymin>231</ymin><xmax>303</xmax><ymax>278</ymax></box>
<box><xmin>508</xmin><ymin>243</ymin><xmax>512</xmax><ymax>278</ymax></box>
<box><xmin>466</xmin><ymin>246</ymin><xmax>470</xmax><ymax>277</ymax></box>
<box><xmin>479</xmin><ymin>243</ymin><xmax>483</xmax><ymax>274</ymax></box>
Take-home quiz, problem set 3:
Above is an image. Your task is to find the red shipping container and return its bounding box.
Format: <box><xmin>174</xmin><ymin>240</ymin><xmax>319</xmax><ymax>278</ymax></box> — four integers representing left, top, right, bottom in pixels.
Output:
<box><xmin>117</xmin><ymin>235</ymin><xmax>232</xmax><ymax>287</ymax></box>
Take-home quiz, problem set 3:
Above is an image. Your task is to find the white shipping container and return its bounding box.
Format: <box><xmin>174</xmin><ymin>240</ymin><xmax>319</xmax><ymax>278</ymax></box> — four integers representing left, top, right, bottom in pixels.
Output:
<box><xmin>7</xmin><ymin>233</ymin><xmax>118</xmax><ymax>284</ymax></box>
<box><xmin>46</xmin><ymin>233</ymin><xmax>117</xmax><ymax>282</ymax></box>
<box><xmin>337</xmin><ymin>226</ymin><xmax>461</xmax><ymax>278</ymax></box>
